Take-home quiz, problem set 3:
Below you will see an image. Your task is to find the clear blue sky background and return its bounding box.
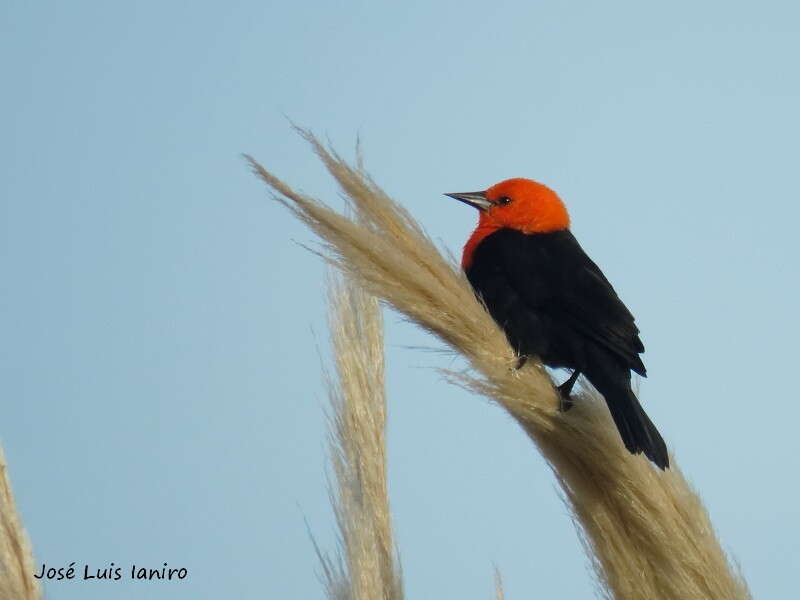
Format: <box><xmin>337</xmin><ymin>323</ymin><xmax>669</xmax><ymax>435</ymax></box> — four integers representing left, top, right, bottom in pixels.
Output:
<box><xmin>2</xmin><ymin>1</ymin><xmax>799</xmax><ymax>598</ymax></box>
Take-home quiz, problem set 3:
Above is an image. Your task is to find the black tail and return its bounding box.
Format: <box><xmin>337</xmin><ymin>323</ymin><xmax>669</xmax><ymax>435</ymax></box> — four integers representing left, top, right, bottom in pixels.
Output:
<box><xmin>606</xmin><ymin>388</ymin><xmax>669</xmax><ymax>470</ymax></box>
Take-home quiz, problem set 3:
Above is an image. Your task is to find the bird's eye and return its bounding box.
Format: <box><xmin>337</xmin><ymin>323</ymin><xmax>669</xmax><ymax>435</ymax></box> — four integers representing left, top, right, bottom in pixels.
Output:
<box><xmin>497</xmin><ymin>196</ymin><xmax>512</xmax><ymax>206</ymax></box>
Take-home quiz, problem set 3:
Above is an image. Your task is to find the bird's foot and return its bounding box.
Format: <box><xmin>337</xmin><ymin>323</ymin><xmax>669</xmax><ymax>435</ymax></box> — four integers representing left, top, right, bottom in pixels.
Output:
<box><xmin>558</xmin><ymin>388</ymin><xmax>574</xmax><ymax>412</ymax></box>
<box><xmin>557</xmin><ymin>370</ymin><xmax>580</xmax><ymax>412</ymax></box>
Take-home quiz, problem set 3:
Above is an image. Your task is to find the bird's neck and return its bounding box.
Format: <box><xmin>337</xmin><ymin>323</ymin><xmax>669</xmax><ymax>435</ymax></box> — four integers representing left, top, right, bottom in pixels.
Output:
<box><xmin>462</xmin><ymin>223</ymin><xmax>500</xmax><ymax>270</ymax></box>
<box><xmin>462</xmin><ymin>219</ymin><xmax>571</xmax><ymax>270</ymax></box>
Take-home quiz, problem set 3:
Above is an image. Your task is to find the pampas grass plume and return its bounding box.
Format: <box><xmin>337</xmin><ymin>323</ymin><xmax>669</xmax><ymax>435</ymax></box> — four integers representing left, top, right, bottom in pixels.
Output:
<box><xmin>249</xmin><ymin>129</ymin><xmax>751</xmax><ymax>600</ymax></box>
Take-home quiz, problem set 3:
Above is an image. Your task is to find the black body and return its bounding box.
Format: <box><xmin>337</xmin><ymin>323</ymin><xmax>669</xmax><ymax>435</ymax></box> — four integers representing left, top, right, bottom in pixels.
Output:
<box><xmin>466</xmin><ymin>228</ymin><xmax>668</xmax><ymax>469</ymax></box>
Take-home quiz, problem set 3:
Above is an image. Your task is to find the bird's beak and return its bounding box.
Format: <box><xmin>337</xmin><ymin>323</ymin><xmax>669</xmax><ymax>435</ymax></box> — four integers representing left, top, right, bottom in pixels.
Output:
<box><xmin>444</xmin><ymin>190</ymin><xmax>492</xmax><ymax>211</ymax></box>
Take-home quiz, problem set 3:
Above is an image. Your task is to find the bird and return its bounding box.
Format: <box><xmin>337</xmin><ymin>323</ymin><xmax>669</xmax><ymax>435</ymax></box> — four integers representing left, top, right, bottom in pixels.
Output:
<box><xmin>446</xmin><ymin>178</ymin><xmax>669</xmax><ymax>469</ymax></box>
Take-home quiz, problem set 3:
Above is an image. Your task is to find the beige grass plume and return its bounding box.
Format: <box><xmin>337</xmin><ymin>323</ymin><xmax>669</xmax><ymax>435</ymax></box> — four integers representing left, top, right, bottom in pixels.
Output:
<box><xmin>317</xmin><ymin>274</ymin><xmax>403</xmax><ymax>600</ymax></box>
<box><xmin>0</xmin><ymin>449</ymin><xmax>40</xmax><ymax>600</ymax></box>
<box><xmin>248</xmin><ymin>130</ymin><xmax>751</xmax><ymax>600</ymax></box>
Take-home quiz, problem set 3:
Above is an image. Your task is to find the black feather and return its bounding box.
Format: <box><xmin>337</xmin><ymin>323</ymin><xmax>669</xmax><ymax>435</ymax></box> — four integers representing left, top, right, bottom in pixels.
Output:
<box><xmin>466</xmin><ymin>228</ymin><xmax>668</xmax><ymax>469</ymax></box>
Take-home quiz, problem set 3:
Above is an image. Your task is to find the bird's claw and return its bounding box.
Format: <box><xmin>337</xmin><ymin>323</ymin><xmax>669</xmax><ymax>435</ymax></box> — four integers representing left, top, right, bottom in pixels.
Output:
<box><xmin>557</xmin><ymin>386</ymin><xmax>574</xmax><ymax>412</ymax></box>
<box><xmin>556</xmin><ymin>370</ymin><xmax>580</xmax><ymax>412</ymax></box>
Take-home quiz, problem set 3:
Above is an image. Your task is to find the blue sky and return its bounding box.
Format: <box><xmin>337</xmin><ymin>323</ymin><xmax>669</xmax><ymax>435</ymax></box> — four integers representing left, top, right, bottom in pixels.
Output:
<box><xmin>2</xmin><ymin>1</ymin><xmax>799</xmax><ymax>598</ymax></box>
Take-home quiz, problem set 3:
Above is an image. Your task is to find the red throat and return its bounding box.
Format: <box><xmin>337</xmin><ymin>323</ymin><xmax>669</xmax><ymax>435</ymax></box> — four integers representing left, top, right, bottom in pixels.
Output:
<box><xmin>462</xmin><ymin>224</ymin><xmax>499</xmax><ymax>269</ymax></box>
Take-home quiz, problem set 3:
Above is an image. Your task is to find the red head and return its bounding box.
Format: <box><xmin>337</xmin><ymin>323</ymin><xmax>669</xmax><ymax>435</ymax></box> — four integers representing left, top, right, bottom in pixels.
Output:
<box><xmin>446</xmin><ymin>178</ymin><xmax>570</xmax><ymax>268</ymax></box>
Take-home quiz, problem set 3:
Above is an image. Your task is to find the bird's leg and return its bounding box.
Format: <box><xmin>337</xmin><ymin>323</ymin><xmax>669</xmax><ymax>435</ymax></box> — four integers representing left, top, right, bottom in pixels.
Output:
<box><xmin>514</xmin><ymin>355</ymin><xmax>528</xmax><ymax>370</ymax></box>
<box><xmin>557</xmin><ymin>370</ymin><xmax>580</xmax><ymax>412</ymax></box>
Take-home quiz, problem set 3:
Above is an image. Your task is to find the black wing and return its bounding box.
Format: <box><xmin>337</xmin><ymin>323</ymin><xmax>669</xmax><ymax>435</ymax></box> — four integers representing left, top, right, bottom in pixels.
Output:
<box><xmin>466</xmin><ymin>228</ymin><xmax>646</xmax><ymax>376</ymax></box>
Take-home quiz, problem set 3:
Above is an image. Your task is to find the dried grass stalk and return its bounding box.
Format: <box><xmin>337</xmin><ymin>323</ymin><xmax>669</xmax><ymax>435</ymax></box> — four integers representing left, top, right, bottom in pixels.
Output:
<box><xmin>317</xmin><ymin>274</ymin><xmax>403</xmax><ymax>600</ymax></box>
<box><xmin>248</xmin><ymin>130</ymin><xmax>751</xmax><ymax>600</ymax></box>
<box><xmin>0</xmin><ymin>449</ymin><xmax>40</xmax><ymax>600</ymax></box>
<box><xmin>494</xmin><ymin>568</ymin><xmax>505</xmax><ymax>600</ymax></box>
